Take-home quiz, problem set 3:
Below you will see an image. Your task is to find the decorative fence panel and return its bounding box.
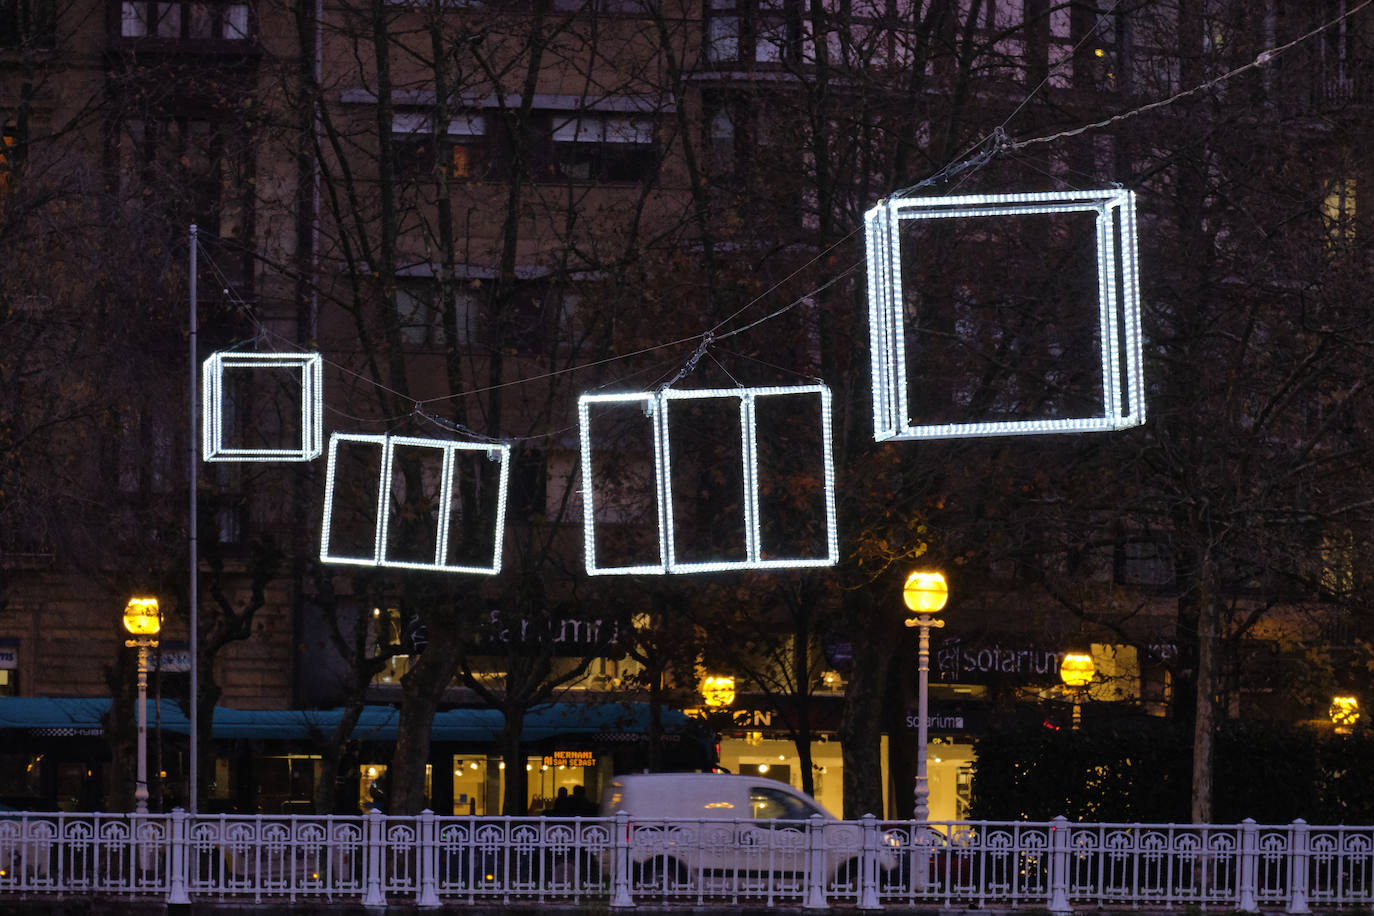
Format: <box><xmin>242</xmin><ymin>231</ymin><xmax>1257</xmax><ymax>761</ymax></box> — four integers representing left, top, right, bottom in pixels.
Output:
<box><xmin>0</xmin><ymin>810</ymin><xmax>1371</xmax><ymax>910</ymax></box>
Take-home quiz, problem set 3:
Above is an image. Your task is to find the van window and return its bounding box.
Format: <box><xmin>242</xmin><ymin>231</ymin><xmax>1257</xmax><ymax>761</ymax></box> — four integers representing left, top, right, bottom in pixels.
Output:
<box><xmin>749</xmin><ymin>786</ymin><xmax>821</xmax><ymax>820</ymax></box>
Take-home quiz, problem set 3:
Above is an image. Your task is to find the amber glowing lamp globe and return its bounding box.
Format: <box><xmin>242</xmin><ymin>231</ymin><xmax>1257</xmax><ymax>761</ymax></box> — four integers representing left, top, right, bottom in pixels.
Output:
<box><xmin>122</xmin><ymin>597</ymin><xmax>161</xmax><ymax>638</ymax></box>
<box><xmin>1060</xmin><ymin>651</ymin><xmax>1095</xmax><ymax>688</ymax></box>
<box><xmin>902</xmin><ymin>571</ymin><xmax>949</xmax><ymax>615</ymax></box>
<box><xmin>1330</xmin><ymin>695</ymin><xmax>1360</xmax><ymax>728</ymax></box>
<box><xmin>701</xmin><ymin>675</ymin><xmax>736</xmax><ymax>708</ymax></box>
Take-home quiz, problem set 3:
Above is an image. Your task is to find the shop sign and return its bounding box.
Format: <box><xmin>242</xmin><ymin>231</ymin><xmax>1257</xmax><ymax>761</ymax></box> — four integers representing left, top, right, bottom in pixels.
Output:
<box><xmin>934</xmin><ymin>638</ymin><xmax>1063</xmax><ymax>683</ymax></box>
<box><xmin>731</xmin><ymin>709</ymin><xmax>773</xmax><ymax>728</ymax></box>
<box><xmin>904</xmin><ymin>703</ymin><xmax>986</xmax><ymax>734</ymax></box>
<box><xmin>0</xmin><ymin>647</ymin><xmax>16</xmax><ymax>670</ymax></box>
<box><xmin>155</xmin><ymin>651</ymin><xmax>191</xmax><ymax>672</ymax></box>
<box><xmin>481</xmin><ymin>611</ymin><xmax>621</xmax><ymax>656</ymax></box>
<box><xmin>542</xmin><ymin>749</ymin><xmax>597</xmax><ymax>767</ymax></box>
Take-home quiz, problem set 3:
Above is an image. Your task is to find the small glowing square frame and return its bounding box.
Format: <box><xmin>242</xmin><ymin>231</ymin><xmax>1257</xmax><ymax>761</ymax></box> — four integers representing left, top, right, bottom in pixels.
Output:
<box><xmin>578</xmin><ymin>384</ymin><xmax>838</xmax><ymax>576</ymax></box>
<box><xmin>320</xmin><ymin>433</ymin><xmax>511</xmax><ymax>575</ymax></box>
<box><xmin>202</xmin><ymin>351</ymin><xmax>324</xmax><ymax>461</ymax></box>
<box><xmin>865</xmin><ymin>188</ymin><xmax>1144</xmax><ymax>441</ymax></box>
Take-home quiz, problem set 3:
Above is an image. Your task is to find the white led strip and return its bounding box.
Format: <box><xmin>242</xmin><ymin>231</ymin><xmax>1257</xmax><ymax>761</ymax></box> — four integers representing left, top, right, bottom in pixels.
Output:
<box><xmin>579</xmin><ymin>385</ymin><xmax>838</xmax><ymax>576</ymax></box>
<box><xmin>864</xmin><ymin>188</ymin><xmax>1145</xmax><ymax>441</ymax></box>
<box><xmin>320</xmin><ymin>433</ymin><xmax>510</xmax><ymax>574</ymax></box>
<box><xmin>202</xmin><ymin>351</ymin><xmax>324</xmax><ymax>461</ymax></box>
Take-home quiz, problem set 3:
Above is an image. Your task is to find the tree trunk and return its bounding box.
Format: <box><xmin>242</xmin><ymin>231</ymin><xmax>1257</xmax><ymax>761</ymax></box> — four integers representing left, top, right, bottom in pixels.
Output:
<box><xmin>838</xmin><ymin>588</ymin><xmax>897</xmax><ymax>818</ymax></box>
<box><xmin>315</xmin><ymin>701</ymin><xmax>368</xmax><ymax>814</ymax></box>
<box><xmin>1191</xmin><ymin>555</ymin><xmax>1219</xmax><ymax>823</ymax></box>
<box><xmin>500</xmin><ymin>707</ymin><xmax>527</xmax><ymax>815</ymax></box>
<box><xmin>390</xmin><ymin>623</ymin><xmax>461</xmax><ymax>814</ymax></box>
<box><xmin>647</xmin><ymin>668</ymin><xmax>665</xmax><ymax>773</ymax></box>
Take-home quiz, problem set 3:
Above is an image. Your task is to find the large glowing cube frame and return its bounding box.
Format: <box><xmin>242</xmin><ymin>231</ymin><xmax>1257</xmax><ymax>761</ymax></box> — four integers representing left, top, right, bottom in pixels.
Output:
<box><xmin>578</xmin><ymin>384</ymin><xmax>838</xmax><ymax>576</ymax></box>
<box><xmin>202</xmin><ymin>351</ymin><xmax>324</xmax><ymax>461</ymax></box>
<box><xmin>319</xmin><ymin>433</ymin><xmax>511</xmax><ymax>574</ymax></box>
<box><xmin>865</xmin><ymin>188</ymin><xmax>1145</xmax><ymax>441</ymax></box>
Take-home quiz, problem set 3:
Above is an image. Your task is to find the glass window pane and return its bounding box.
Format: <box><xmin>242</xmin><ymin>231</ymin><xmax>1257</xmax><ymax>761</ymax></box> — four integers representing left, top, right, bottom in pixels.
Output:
<box><xmin>225</xmin><ymin>3</ymin><xmax>248</xmax><ymax>37</ymax></box>
<box><xmin>121</xmin><ymin>1</ymin><xmax>147</xmax><ymax>36</ymax></box>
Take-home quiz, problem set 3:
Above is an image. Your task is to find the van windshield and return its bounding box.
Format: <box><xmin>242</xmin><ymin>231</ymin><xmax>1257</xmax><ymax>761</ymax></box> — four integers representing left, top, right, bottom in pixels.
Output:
<box><xmin>748</xmin><ymin>786</ymin><xmax>825</xmax><ymax>820</ymax></box>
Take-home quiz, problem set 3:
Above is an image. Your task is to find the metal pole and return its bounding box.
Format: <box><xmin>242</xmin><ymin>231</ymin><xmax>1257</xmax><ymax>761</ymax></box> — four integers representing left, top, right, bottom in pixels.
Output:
<box><xmin>189</xmin><ymin>224</ymin><xmax>199</xmax><ymax>815</ymax></box>
<box><xmin>135</xmin><ymin>644</ymin><xmax>149</xmax><ymax>814</ymax></box>
<box><xmin>913</xmin><ymin>614</ymin><xmax>945</xmax><ymax>822</ymax></box>
<box><xmin>914</xmin><ymin>620</ymin><xmax>930</xmax><ymax>822</ymax></box>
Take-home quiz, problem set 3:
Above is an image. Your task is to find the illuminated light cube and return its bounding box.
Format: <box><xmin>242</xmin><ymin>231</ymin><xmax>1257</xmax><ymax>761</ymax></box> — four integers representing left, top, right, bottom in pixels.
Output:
<box><xmin>319</xmin><ymin>433</ymin><xmax>510</xmax><ymax>575</ymax></box>
<box><xmin>579</xmin><ymin>384</ymin><xmax>838</xmax><ymax>576</ymax></box>
<box><xmin>865</xmin><ymin>188</ymin><xmax>1144</xmax><ymax>441</ymax></box>
<box><xmin>202</xmin><ymin>351</ymin><xmax>324</xmax><ymax>461</ymax></box>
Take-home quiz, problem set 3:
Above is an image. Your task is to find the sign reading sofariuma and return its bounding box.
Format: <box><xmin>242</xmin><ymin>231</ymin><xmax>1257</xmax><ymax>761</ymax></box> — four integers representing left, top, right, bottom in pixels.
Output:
<box><xmin>935</xmin><ymin>640</ymin><xmax>1063</xmax><ymax>681</ymax></box>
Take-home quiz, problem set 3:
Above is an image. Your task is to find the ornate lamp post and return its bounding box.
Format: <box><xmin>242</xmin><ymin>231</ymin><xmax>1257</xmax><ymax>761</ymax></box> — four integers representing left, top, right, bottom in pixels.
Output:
<box><xmin>1059</xmin><ymin>650</ymin><xmax>1094</xmax><ymax>730</ymax></box>
<box><xmin>903</xmin><ymin>571</ymin><xmax>948</xmax><ymax>822</ymax></box>
<box><xmin>123</xmin><ymin>597</ymin><xmax>161</xmax><ymax>814</ymax></box>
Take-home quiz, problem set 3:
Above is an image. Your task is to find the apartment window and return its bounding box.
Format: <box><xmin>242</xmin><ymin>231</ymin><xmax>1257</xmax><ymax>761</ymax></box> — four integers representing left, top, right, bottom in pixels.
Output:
<box><xmin>394</xmin><ymin>112</ymin><xmax>488</xmax><ymax>182</ymax></box>
<box><xmin>117</xmin><ymin>117</ymin><xmax>251</xmax><ymax>241</ymax></box>
<box><xmin>120</xmin><ymin>0</ymin><xmax>250</xmax><ymax>41</ymax></box>
<box><xmin>548</xmin><ymin>113</ymin><xmax>655</xmax><ymax>183</ymax></box>
<box><xmin>704</xmin><ymin>92</ymin><xmax>768</xmax><ymax>177</ymax></box>
<box><xmin>1322</xmin><ymin>177</ymin><xmax>1356</xmax><ymax>248</ymax></box>
<box><xmin>706</xmin><ymin>0</ymin><xmax>810</xmax><ymax>67</ymax></box>
<box><xmin>553</xmin><ymin>0</ymin><xmax>655</xmax><ymax>11</ymax></box>
<box><xmin>1114</xmin><ymin>536</ymin><xmax>1174</xmax><ymax>589</ymax></box>
<box><xmin>395</xmin><ymin>284</ymin><xmax>478</xmax><ymax>348</ymax></box>
<box><xmin>0</xmin><ymin>0</ymin><xmax>55</xmax><ymax>48</ymax></box>
<box><xmin>1320</xmin><ymin>527</ymin><xmax>1355</xmax><ymax>598</ymax></box>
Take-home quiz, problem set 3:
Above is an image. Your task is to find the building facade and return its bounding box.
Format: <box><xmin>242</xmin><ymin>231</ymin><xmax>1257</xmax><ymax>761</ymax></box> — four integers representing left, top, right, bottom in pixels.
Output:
<box><xmin>2</xmin><ymin>0</ymin><xmax>1371</xmax><ymax>818</ymax></box>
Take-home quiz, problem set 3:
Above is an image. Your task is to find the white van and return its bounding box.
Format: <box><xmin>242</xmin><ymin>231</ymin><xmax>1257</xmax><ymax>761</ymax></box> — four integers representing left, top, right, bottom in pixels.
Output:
<box><xmin>599</xmin><ymin>772</ymin><xmax>898</xmax><ymax>893</ymax></box>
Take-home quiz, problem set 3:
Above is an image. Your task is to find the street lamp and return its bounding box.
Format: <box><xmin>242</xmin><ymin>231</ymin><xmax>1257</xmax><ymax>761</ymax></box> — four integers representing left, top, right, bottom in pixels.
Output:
<box><xmin>123</xmin><ymin>597</ymin><xmax>161</xmax><ymax>814</ymax></box>
<box><xmin>1059</xmin><ymin>650</ymin><xmax>1094</xmax><ymax>730</ymax></box>
<box><xmin>1330</xmin><ymin>695</ymin><xmax>1360</xmax><ymax>734</ymax></box>
<box><xmin>701</xmin><ymin>675</ymin><xmax>736</xmax><ymax>708</ymax></box>
<box><xmin>903</xmin><ymin>571</ymin><xmax>948</xmax><ymax>822</ymax></box>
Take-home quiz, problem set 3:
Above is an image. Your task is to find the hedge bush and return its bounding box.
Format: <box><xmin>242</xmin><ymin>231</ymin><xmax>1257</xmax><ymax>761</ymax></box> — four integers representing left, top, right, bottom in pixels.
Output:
<box><xmin>968</xmin><ymin>719</ymin><xmax>1372</xmax><ymax>824</ymax></box>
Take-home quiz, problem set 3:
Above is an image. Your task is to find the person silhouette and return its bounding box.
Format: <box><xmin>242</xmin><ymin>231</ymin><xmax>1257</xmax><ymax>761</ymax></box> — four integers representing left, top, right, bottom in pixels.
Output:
<box><xmin>571</xmin><ymin>784</ymin><xmax>596</xmax><ymax>816</ymax></box>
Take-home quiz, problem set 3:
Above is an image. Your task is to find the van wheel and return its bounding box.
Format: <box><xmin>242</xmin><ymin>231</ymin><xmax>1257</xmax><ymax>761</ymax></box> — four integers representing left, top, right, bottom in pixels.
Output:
<box><xmin>634</xmin><ymin>856</ymin><xmax>686</xmax><ymax>890</ymax></box>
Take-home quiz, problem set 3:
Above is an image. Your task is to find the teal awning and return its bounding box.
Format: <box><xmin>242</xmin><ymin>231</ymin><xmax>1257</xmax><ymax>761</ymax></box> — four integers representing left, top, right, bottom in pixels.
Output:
<box><xmin>0</xmin><ymin>697</ymin><xmax>694</xmax><ymax>744</ymax></box>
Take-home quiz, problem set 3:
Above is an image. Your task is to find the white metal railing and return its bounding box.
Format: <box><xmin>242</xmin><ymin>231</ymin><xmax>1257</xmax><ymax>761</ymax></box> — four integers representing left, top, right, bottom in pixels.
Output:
<box><xmin>1</xmin><ymin>810</ymin><xmax>1371</xmax><ymax>910</ymax></box>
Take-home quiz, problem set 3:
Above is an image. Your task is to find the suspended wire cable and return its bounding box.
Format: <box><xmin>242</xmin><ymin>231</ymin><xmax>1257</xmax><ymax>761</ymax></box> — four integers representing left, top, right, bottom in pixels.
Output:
<box><xmin>192</xmin><ymin>0</ymin><xmax>1369</xmax><ymax>444</ymax></box>
<box><xmin>1006</xmin><ymin>0</ymin><xmax>1374</xmax><ymax>151</ymax></box>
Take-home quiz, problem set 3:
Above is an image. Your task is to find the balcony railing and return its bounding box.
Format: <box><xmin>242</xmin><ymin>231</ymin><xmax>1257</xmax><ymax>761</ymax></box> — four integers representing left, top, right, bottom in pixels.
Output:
<box><xmin>0</xmin><ymin>810</ymin><xmax>1369</xmax><ymax>910</ymax></box>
